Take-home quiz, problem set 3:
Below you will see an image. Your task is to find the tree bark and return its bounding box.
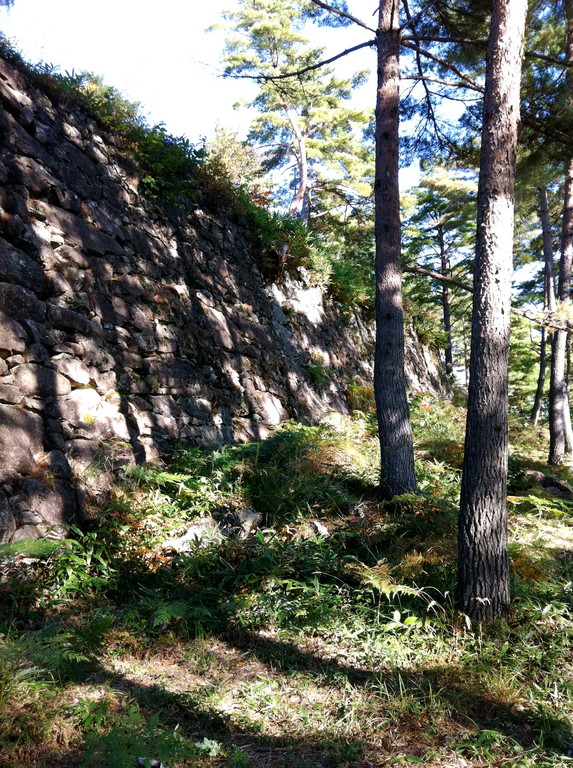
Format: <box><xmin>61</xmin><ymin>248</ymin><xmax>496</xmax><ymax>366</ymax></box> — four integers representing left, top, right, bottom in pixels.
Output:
<box><xmin>549</xmin><ymin>164</ymin><xmax>573</xmax><ymax>462</ymax></box>
<box><xmin>437</xmin><ymin>223</ymin><xmax>454</xmax><ymax>377</ymax></box>
<box><xmin>284</xmin><ymin>104</ymin><xmax>310</xmax><ymax>222</ymax></box>
<box><xmin>530</xmin><ymin>327</ymin><xmax>547</xmax><ymax>427</ymax></box>
<box><xmin>457</xmin><ymin>0</ymin><xmax>527</xmax><ymax>622</ymax></box>
<box><xmin>531</xmin><ymin>186</ymin><xmax>555</xmax><ymax>425</ymax></box>
<box><xmin>539</xmin><ymin>186</ymin><xmax>557</xmax><ymax>316</ymax></box>
<box><xmin>549</xmin><ymin>1</ymin><xmax>573</xmax><ymax>464</ymax></box>
<box><xmin>566</xmin><ymin>338</ymin><xmax>573</xmax><ymax>450</ymax></box>
<box><xmin>374</xmin><ymin>0</ymin><xmax>417</xmax><ymax>498</ymax></box>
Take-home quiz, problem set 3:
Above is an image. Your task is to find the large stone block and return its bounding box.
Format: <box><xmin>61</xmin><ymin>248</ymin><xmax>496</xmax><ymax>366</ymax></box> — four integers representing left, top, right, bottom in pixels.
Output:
<box><xmin>251</xmin><ymin>390</ymin><xmax>288</xmax><ymax>426</ymax></box>
<box><xmin>76</xmin><ymin>338</ymin><xmax>114</xmax><ymax>370</ymax></box>
<box><xmin>130</xmin><ymin>305</ymin><xmax>154</xmax><ymax>335</ymax></box>
<box><xmin>0</xmin><ymin>283</ymin><xmax>46</xmax><ymax>323</ymax></box>
<box><xmin>67</xmin><ymin>438</ymin><xmax>101</xmax><ymax>475</ymax></box>
<box><xmin>67</xmin><ymin>437</ymin><xmax>135</xmax><ymax>476</ymax></box>
<box><xmin>0</xmin><ymin>237</ymin><xmax>47</xmax><ymax>293</ymax></box>
<box><xmin>0</xmin><ymin>108</ymin><xmax>55</xmax><ymax>169</ymax></box>
<box><xmin>0</xmin><ymin>384</ymin><xmax>23</xmax><ymax>404</ymax></box>
<box><xmin>51</xmin><ymin>186</ymin><xmax>81</xmax><ymax>213</ymax></box>
<box><xmin>33</xmin><ymin>201</ymin><xmax>123</xmax><ymax>256</ymax></box>
<box><xmin>12</xmin><ymin>154</ymin><xmax>59</xmax><ymax>196</ymax></box>
<box><xmin>73</xmin><ymin>403</ymin><xmax>130</xmax><ymax>441</ymax></box>
<box><xmin>123</xmin><ymin>224</ymin><xmax>167</xmax><ymax>261</ymax></box>
<box><xmin>10</xmin><ymin>525</ymin><xmax>42</xmax><ymax>542</ymax></box>
<box><xmin>205</xmin><ymin>306</ymin><xmax>235</xmax><ymax>350</ymax></box>
<box><xmin>0</xmin><ymin>310</ymin><xmax>27</xmax><ymax>353</ymax></box>
<box><xmin>57</xmin><ymin>244</ymin><xmax>90</xmax><ymax>268</ymax></box>
<box><xmin>147</xmin><ymin>359</ymin><xmax>206</xmax><ymax>395</ymax></box>
<box><xmin>178</xmin><ymin>396</ymin><xmax>212</xmax><ymax>421</ymax></box>
<box><xmin>58</xmin><ymin>388</ymin><xmax>102</xmax><ymax>423</ymax></box>
<box><xmin>21</xmin><ymin>319</ymin><xmax>65</xmax><ymax>347</ymax></box>
<box><xmin>47</xmin><ymin>305</ymin><xmax>102</xmax><ymax>336</ymax></box>
<box><xmin>0</xmin><ymin>405</ymin><xmax>44</xmax><ymax>482</ymax></box>
<box><xmin>130</xmin><ymin>408</ymin><xmax>154</xmax><ymax>436</ymax></box>
<box><xmin>21</xmin><ymin>478</ymin><xmax>76</xmax><ymax>527</ymax></box>
<box><xmin>52</xmin><ymin>354</ymin><xmax>92</xmax><ymax>386</ymax></box>
<box><xmin>42</xmin><ymin>450</ymin><xmax>73</xmax><ymax>480</ymax></box>
<box><xmin>13</xmin><ymin>363</ymin><xmax>72</xmax><ymax>397</ymax></box>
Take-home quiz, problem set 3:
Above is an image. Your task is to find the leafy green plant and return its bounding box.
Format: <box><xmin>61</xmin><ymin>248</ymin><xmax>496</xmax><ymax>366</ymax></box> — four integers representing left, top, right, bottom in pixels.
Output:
<box><xmin>71</xmin><ymin>698</ymin><xmax>115</xmax><ymax>732</ymax></box>
<box><xmin>508</xmin><ymin>493</ymin><xmax>573</xmax><ymax>519</ymax></box>
<box><xmin>328</xmin><ymin>250</ymin><xmax>375</xmax><ymax>315</ymax></box>
<box><xmin>307</xmin><ymin>363</ymin><xmax>330</xmax><ymax>384</ymax></box>
<box><xmin>346</xmin><ymin>380</ymin><xmax>375</xmax><ymax>413</ymax></box>
<box><xmin>227</xmin><ymin>745</ymin><xmax>255</xmax><ymax>767</ymax></box>
<box><xmin>195</xmin><ymin>736</ymin><xmax>223</xmax><ymax>756</ymax></box>
<box><xmin>79</xmin><ymin>707</ymin><xmax>195</xmax><ymax>768</ymax></box>
<box><xmin>2</xmin><ymin>408</ymin><xmax>573</xmax><ymax>768</ymax></box>
<box><xmin>43</xmin><ymin>526</ymin><xmax>115</xmax><ymax>601</ymax></box>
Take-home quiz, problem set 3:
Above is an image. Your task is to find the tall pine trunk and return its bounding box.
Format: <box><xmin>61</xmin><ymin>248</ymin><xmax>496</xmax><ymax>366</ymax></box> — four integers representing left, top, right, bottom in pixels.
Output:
<box><xmin>438</xmin><ymin>223</ymin><xmax>454</xmax><ymax>377</ymax></box>
<box><xmin>457</xmin><ymin>0</ymin><xmax>527</xmax><ymax>622</ymax></box>
<box><xmin>374</xmin><ymin>0</ymin><xmax>417</xmax><ymax>498</ymax></box>
<box><xmin>549</xmin><ymin>161</ymin><xmax>573</xmax><ymax>462</ymax></box>
<box><xmin>531</xmin><ymin>186</ymin><xmax>556</xmax><ymax>426</ymax></box>
<box><xmin>549</xmin><ymin>1</ymin><xmax>573</xmax><ymax>464</ymax></box>
<box><xmin>531</xmin><ymin>327</ymin><xmax>547</xmax><ymax>427</ymax></box>
<box><xmin>284</xmin><ymin>104</ymin><xmax>310</xmax><ymax>222</ymax></box>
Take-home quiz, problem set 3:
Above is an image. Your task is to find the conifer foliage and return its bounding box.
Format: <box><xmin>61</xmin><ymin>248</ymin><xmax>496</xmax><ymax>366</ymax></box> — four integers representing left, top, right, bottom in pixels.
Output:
<box><xmin>216</xmin><ymin>0</ymin><xmax>372</xmax><ymax>221</ymax></box>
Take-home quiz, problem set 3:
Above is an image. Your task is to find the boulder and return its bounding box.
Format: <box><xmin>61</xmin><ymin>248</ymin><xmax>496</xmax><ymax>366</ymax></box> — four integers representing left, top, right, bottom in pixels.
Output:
<box><xmin>0</xmin><ymin>405</ymin><xmax>44</xmax><ymax>482</ymax></box>
<box><xmin>13</xmin><ymin>363</ymin><xmax>72</xmax><ymax>397</ymax></box>
<box><xmin>21</xmin><ymin>478</ymin><xmax>76</xmax><ymax>527</ymax></box>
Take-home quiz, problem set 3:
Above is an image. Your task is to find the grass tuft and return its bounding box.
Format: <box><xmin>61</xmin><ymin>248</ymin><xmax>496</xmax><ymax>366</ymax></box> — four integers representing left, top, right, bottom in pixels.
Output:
<box><xmin>1</xmin><ymin>403</ymin><xmax>573</xmax><ymax>767</ymax></box>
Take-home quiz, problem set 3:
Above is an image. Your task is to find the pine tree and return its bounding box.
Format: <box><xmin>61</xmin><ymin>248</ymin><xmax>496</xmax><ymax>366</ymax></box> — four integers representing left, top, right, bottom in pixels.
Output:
<box><xmin>217</xmin><ymin>0</ymin><xmax>372</xmax><ymax>222</ymax></box>
<box><xmin>205</xmin><ymin>125</ymin><xmax>263</xmax><ymax>190</ymax></box>
<box><xmin>549</xmin><ymin>0</ymin><xmax>573</xmax><ymax>463</ymax></box>
<box><xmin>373</xmin><ymin>0</ymin><xmax>418</xmax><ymax>497</ymax></box>
<box><xmin>457</xmin><ymin>0</ymin><xmax>528</xmax><ymax>622</ymax></box>
<box><xmin>402</xmin><ymin>169</ymin><xmax>476</xmax><ymax>379</ymax></box>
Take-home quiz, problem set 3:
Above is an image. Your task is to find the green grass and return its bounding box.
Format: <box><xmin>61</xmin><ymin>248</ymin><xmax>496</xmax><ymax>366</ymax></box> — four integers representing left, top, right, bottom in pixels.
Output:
<box><xmin>1</xmin><ymin>400</ymin><xmax>573</xmax><ymax>767</ymax></box>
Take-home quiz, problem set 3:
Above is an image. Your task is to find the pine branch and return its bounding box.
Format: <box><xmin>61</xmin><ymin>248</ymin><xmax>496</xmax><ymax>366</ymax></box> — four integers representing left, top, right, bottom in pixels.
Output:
<box><xmin>512</xmin><ymin>307</ymin><xmax>568</xmax><ymax>331</ymax></box>
<box><xmin>404</xmin><ymin>264</ymin><xmax>472</xmax><ymax>292</ymax></box>
<box><xmin>402</xmin><ymin>34</ymin><xmax>573</xmax><ymax>69</ymax></box>
<box><xmin>402</xmin><ymin>74</ymin><xmax>482</xmax><ymax>93</ymax></box>
<box><xmin>307</xmin><ymin>0</ymin><xmax>376</xmax><ymax>33</ymax></box>
<box><xmin>224</xmin><ymin>40</ymin><xmax>376</xmax><ymax>82</ymax></box>
<box><xmin>401</xmin><ymin>34</ymin><xmax>487</xmax><ymax>44</ymax></box>
<box><xmin>399</xmin><ymin>1</ymin><xmax>435</xmax><ymax>34</ymax></box>
<box><xmin>524</xmin><ymin>50</ymin><xmax>573</xmax><ymax>68</ymax></box>
<box><xmin>404</xmin><ymin>264</ymin><xmax>569</xmax><ymax>330</ymax></box>
<box><xmin>401</xmin><ymin>40</ymin><xmax>484</xmax><ymax>93</ymax></box>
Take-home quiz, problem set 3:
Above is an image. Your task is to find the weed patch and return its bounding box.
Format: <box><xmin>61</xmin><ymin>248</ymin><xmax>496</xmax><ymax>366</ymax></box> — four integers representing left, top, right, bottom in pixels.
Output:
<box><xmin>1</xmin><ymin>412</ymin><xmax>573</xmax><ymax>767</ymax></box>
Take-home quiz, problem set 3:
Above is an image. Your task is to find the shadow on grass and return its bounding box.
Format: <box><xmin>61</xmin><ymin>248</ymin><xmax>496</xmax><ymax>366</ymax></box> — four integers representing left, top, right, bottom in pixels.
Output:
<box><xmin>7</xmin><ymin>619</ymin><xmax>571</xmax><ymax>768</ymax></box>
<box><xmin>221</xmin><ymin>630</ymin><xmax>572</xmax><ymax>755</ymax></box>
<box><xmin>5</xmin><ymin>588</ymin><xmax>571</xmax><ymax>768</ymax></box>
<box><xmin>3</xmin><ymin>430</ymin><xmax>573</xmax><ymax>766</ymax></box>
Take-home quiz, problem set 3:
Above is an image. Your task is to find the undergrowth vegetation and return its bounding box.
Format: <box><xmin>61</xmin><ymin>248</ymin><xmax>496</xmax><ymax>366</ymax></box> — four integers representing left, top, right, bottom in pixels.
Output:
<box><xmin>1</xmin><ymin>398</ymin><xmax>572</xmax><ymax>767</ymax></box>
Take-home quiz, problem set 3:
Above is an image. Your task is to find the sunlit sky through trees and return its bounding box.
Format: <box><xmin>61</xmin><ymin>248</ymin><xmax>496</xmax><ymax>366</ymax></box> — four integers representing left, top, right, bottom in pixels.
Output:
<box><xmin>0</xmin><ymin>3</ymin><xmax>367</xmax><ymax>130</ymax></box>
<box><xmin>0</xmin><ymin>1</ymin><xmax>421</xmax><ymax>186</ymax></box>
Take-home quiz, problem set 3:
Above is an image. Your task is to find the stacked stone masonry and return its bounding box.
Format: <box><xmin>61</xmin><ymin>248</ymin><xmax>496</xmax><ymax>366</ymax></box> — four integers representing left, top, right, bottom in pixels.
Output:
<box><xmin>0</xmin><ymin>56</ymin><xmax>443</xmax><ymax>542</ymax></box>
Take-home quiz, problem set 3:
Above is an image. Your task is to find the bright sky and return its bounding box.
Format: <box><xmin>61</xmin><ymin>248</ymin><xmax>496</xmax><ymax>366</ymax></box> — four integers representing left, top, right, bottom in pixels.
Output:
<box><xmin>0</xmin><ymin>0</ymin><xmax>380</xmax><ymax>143</ymax></box>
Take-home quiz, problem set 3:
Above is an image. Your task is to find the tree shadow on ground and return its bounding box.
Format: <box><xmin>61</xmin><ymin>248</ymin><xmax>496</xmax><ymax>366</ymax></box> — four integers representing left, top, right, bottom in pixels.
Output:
<box><xmin>222</xmin><ymin>629</ymin><xmax>572</xmax><ymax>755</ymax></box>
<box><xmin>6</xmin><ymin>586</ymin><xmax>571</xmax><ymax>768</ymax></box>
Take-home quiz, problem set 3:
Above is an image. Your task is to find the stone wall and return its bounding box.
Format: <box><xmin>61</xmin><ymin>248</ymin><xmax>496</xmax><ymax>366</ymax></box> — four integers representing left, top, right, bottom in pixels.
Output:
<box><xmin>0</xmin><ymin>55</ymin><xmax>443</xmax><ymax>543</ymax></box>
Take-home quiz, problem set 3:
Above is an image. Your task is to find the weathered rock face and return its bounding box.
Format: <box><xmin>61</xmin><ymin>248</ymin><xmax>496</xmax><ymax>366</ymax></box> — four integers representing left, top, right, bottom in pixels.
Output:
<box><xmin>0</xmin><ymin>56</ymin><xmax>444</xmax><ymax>541</ymax></box>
